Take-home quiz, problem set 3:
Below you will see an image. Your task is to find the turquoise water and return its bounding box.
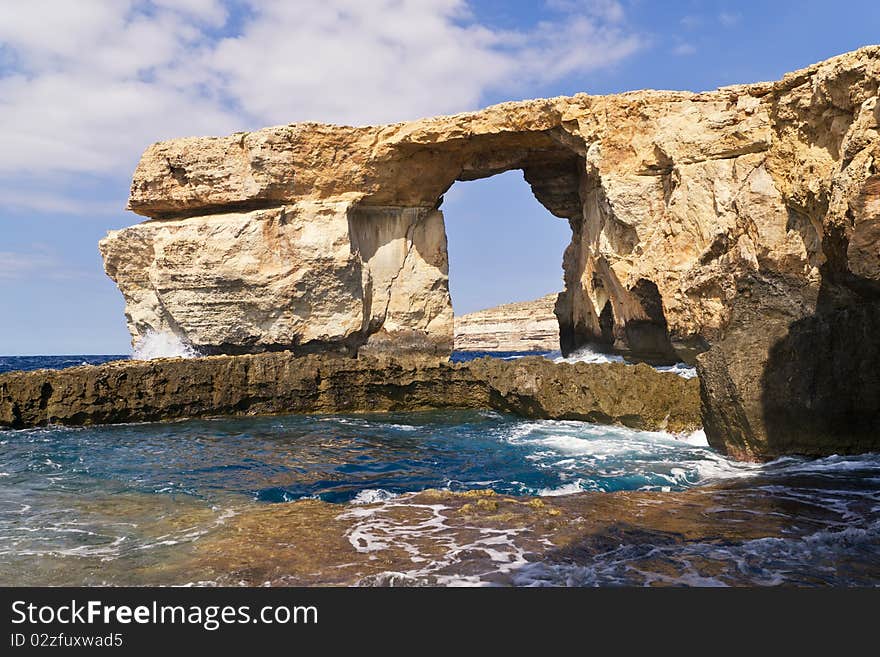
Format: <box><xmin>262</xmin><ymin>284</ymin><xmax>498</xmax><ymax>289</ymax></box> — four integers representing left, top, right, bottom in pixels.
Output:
<box><xmin>0</xmin><ymin>410</ymin><xmax>723</xmax><ymax>507</ymax></box>
<box><xmin>1</xmin><ymin>409</ymin><xmax>879</xmax><ymax>586</ymax></box>
<box><xmin>1</xmin><ymin>354</ymin><xmax>878</xmax><ymax>586</ymax></box>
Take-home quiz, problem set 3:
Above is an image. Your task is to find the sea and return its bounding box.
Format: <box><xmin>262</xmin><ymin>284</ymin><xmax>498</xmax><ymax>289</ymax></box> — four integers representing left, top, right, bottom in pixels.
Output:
<box><xmin>0</xmin><ymin>351</ymin><xmax>877</xmax><ymax>586</ymax></box>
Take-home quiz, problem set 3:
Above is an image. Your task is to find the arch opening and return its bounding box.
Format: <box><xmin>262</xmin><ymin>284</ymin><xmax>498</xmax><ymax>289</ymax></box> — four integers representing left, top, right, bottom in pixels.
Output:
<box><xmin>442</xmin><ymin>169</ymin><xmax>574</xmax><ymax>354</ymax></box>
<box><xmin>347</xmin><ymin>129</ymin><xmax>685</xmax><ymax>363</ymax></box>
<box><xmin>349</xmin><ymin>130</ymin><xmax>589</xmax><ymax>360</ymax></box>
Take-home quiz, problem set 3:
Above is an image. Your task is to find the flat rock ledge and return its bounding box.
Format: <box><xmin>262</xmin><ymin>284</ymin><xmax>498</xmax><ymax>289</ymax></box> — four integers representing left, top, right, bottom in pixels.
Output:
<box><xmin>0</xmin><ymin>353</ymin><xmax>700</xmax><ymax>434</ymax></box>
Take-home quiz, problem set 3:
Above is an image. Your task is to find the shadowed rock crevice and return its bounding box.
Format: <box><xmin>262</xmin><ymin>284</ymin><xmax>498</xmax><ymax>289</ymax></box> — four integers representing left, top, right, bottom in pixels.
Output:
<box><xmin>623</xmin><ymin>279</ymin><xmax>678</xmax><ymax>364</ymax></box>
<box><xmin>758</xmin><ymin>301</ymin><xmax>880</xmax><ymax>459</ymax></box>
<box><xmin>598</xmin><ymin>300</ymin><xmax>615</xmax><ymax>346</ymax></box>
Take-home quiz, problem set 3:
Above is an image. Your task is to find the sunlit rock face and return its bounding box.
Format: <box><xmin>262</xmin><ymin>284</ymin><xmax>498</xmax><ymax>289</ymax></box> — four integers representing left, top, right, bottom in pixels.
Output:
<box><xmin>100</xmin><ymin>47</ymin><xmax>880</xmax><ymax>458</ymax></box>
<box><xmin>454</xmin><ymin>294</ymin><xmax>560</xmax><ymax>352</ymax></box>
<box><xmin>102</xmin><ymin>201</ymin><xmax>450</xmax><ymax>356</ymax></box>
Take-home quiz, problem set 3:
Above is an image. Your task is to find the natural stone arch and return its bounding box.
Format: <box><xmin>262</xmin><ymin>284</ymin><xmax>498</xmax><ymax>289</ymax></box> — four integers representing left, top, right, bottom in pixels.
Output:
<box><xmin>97</xmin><ymin>112</ymin><xmax>734</xmax><ymax>363</ymax></box>
<box><xmin>100</xmin><ymin>47</ymin><xmax>880</xmax><ymax>460</ymax></box>
<box><xmin>106</xmin><ymin>96</ymin><xmax>727</xmax><ymax>363</ymax></box>
<box><xmin>348</xmin><ymin>129</ymin><xmax>589</xmax><ymax>357</ymax></box>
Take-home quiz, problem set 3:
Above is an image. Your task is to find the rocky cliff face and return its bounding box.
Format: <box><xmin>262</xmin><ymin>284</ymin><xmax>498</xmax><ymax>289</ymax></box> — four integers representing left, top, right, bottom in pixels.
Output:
<box><xmin>454</xmin><ymin>294</ymin><xmax>560</xmax><ymax>352</ymax></box>
<box><xmin>101</xmin><ymin>201</ymin><xmax>451</xmax><ymax>356</ymax></box>
<box><xmin>100</xmin><ymin>47</ymin><xmax>880</xmax><ymax>459</ymax></box>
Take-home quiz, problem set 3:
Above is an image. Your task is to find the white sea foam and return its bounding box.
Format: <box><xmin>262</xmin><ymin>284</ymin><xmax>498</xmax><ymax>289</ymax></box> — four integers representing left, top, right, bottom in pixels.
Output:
<box><xmin>551</xmin><ymin>346</ymin><xmax>625</xmax><ymax>365</ymax></box>
<box><xmin>679</xmin><ymin>428</ymin><xmax>709</xmax><ymax>446</ymax></box>
<box><xmin>547</xmin><ymin>346</ymin><xmax>697</xmax><ymax>378</ymax></box>
<box><xmin>499</xmin><ymin>419</ymin><xmax>759</xmax><ymax>490</ymax></box>
<box><xmin>655</xmin><ymin>362</ymin><xmax>699</xmax><ymax>379</ymax></box>
<box><xmin>689</xmin><ymin>451</ymin><xmax>763</xmax><ymax>482</ymax></box>
<box><xmin>131</xmin><ymin>330</ymin><xmax>200</xmax><ymax>360</ymax></box>
<box><xmin>342</xmin><ymin>498</ymin><xmax>535</xmax><ymax>586</ymax></box>
<box><xmin>537</xmin><ymin>480</ymin><xmax>585</xmax><ymax>497</ymax></box>
<box><xmin>351</xmin><ymin>489</ymin><xmax>399</xmax><ymax>505</ymax></box>
<box><xmin>504</xmin><ymin>420</ymin><xmax>706</xmax><ymax>457</ymax></box>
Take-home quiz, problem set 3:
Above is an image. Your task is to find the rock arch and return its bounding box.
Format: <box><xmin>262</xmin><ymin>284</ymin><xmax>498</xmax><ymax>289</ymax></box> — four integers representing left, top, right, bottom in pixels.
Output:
<box><xmin>346</xmin><ymin>128</ymin><xmax>589</xmax><ymax>357</ymax></box>
<box><xmin>101</xmin><ymin>117</ymin><xmax>675</xmax><ymax>361</ymax></box>
<box><xmin>100</xmin><ymin>47</ymin><xmax>880</xmax><ymax>458</ymax></box>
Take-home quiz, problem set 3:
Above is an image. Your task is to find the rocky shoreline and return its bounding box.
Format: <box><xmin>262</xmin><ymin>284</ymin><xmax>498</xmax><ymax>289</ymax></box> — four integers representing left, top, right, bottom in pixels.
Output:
<box><xmin>0</xmin><ymin>353</ymin><xmax>699</xmax><ymax>434</ymax></box>
<box><xmin>5</xmin><ymin>49</ymin><xmax>879</xmax><ymax>463</ymax></box>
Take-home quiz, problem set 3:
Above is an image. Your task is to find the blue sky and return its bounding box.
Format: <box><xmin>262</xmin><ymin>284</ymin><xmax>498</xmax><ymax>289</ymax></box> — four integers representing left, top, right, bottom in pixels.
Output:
<box><xmin>1</xmin><ymin>0</ymin><xmax>878</xmax><ymax>355</ymax></box>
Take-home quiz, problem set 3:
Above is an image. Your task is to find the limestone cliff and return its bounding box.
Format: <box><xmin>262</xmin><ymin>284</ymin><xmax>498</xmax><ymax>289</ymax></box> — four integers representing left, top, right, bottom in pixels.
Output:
<box><xmin>100</xmin><ymin>46</ymin><xmax>880</xmax><ymax>459</ymax></box>
<box><xmin>453</xmin><ymin>294</ymin><xmax>559</xmax><ymax>352</ymax></box>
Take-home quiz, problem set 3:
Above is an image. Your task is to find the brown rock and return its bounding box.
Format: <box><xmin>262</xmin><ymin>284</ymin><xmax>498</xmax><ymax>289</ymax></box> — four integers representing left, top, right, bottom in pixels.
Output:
<box><xmin>0</xmin><ymin>354</ymin><xmax>700</xmax><ymax>433</ymax></box>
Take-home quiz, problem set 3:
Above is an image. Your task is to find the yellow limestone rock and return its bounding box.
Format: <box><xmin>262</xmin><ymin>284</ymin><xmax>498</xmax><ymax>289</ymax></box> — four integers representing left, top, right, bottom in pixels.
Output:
<box><xmin>453</xmin><ymin>294</ymin><xmax>560</xmax><ymax>352</ymax></box>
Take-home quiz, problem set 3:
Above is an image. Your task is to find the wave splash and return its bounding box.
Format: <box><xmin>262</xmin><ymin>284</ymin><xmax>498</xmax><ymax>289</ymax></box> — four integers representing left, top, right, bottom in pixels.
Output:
<box><xmin>131</xmin><ymin>330</ymin><xmax>200</xmax><ymax>360</ymax></box>
<box><xmin>550</xmin><ymin>346</ymin><xmax>698</xmax><ymax>378</ymax></box>
<box><xmin>551</xmin><ymin>345</ymin><xmax>625</xmax><ymax>365</ymax></box>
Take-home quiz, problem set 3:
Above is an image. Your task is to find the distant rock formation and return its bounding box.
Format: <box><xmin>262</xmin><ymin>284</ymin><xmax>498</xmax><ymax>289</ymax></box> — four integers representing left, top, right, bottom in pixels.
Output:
<box><xmin>454</xmin><ymin>294</ymin><xmax>559</xmax><ymax>352</ymax></box>
<box><xmin>99</xmin><ymin>47</ymin><xmax>880</xmax><ymax>459</ymax></box>
<box><xmin>0</xmin><ymin>353</ymin><xmax>700</xmax><ymax>433</ymax></box>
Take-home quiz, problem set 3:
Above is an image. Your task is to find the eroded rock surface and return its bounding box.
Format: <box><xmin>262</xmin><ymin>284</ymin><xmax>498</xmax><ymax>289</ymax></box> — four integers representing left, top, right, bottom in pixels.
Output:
<box><xmin>0</xmin><ymin>353</ymin><xmax>700</xmax><ymax>432</ymax></box>
<box><xmin>100</xmin><ymin>47</ymin><xmax>880</xmax><ymax>458</ymax></box>
<box><xmin>453</xmin><ymin>294</ymin><xmax>559</xmax><ymax>352</ymax></box>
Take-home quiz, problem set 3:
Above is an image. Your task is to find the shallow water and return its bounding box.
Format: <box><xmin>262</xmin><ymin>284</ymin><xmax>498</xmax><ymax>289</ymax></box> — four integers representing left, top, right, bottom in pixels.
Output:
<box><xmin>1</xmin><ymin>409</ymin><xmax>878</xmax><ymax>586</ymax></box>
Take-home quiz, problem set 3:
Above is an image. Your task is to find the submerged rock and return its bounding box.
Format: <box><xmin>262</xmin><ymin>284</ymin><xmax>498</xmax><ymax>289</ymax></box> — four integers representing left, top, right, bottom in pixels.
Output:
<box><xmin>0</xmin><ymin>353</ymin><xmax>699</xmax><ymax>433</ymax></box>
<box><xmin>9</xmin><ymin>478</ymin><xmax>876</xmax><ymax>586</ymax></box>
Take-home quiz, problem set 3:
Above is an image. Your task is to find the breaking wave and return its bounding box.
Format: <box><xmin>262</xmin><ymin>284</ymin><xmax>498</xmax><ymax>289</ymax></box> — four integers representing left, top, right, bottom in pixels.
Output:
<box><xmin>131</xmin><ymin>330</ymin><xmax>200</xmax><ymax>360</ymax></box>
<box><xmin>551</xmin><ymin>345</ymin><xmax>699</xmax><ymax>378</ymax></box>
<box><xmin>551</xmin><ymin>345</ymin><xmax>625</xmax><ymax>365</ymax></box>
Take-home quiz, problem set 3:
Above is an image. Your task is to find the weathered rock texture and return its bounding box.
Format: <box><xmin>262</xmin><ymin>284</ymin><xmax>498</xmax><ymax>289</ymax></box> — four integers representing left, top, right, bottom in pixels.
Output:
<box><xmin>0</xmin><ymin>354</ymin><xmax>700</xmax><ymax>432</ymax></box>
<box><xmin>101</xmin><ymin>202</ymin><xmax>451</xmax><ymax>356</ymax></box>
<box><xmin>453</xmin><ymin>294</ymin><xmax>560</xmax><ymax>352</ymax></box>
<box><xmin>100</xmin><ymin>47</ymin><xmax>880</xmax><ymax>459</ymax></box>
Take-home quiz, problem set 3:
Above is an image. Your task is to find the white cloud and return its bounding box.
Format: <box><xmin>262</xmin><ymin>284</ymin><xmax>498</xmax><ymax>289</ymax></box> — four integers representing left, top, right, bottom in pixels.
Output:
<box><xmin>0</xmin><ymin>0</ymin><xmax>241</xmax><ymax>178</ymax></box>
<box><xmin>673</xmin><ymin>43</ymin><xmax>697</xmax><ymax>56</ymax></box>
<box><xmin>0</xmin><ymin>0</ymin><xmax>644</xmax><ymax>196</ymax></box>
<box><xmin>680</xmin><ymin>15</ymin><xmax>702</xmax><ymax>30</ymax></box>
<box><xmin>719</xmin><ymin>12</ymin><xmax>741</xmax><ymax>27</ymax></box>
<box><xmin>205</xmin><ymin>1</ymin><xmax>511</xmax><ymax>126</ymax></box>
<box><xmin>151</xmin><ymin>0</ymin><xmax>228</xmax><ymax>25</ymax></box>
